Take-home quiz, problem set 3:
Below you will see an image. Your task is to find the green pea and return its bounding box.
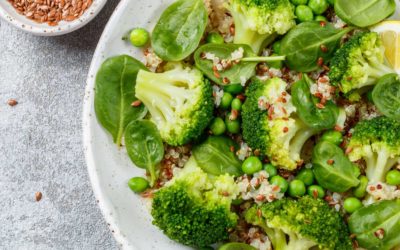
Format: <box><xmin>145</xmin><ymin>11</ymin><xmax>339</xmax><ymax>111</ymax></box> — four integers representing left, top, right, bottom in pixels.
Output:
<box><xmin>288</xmin><ymin>179</ymin><xmax>306</xmax><ymax>197</ymax></box>
<box><xmin>321</xmin><ymin>130</ymin><xmax>343</xmax><ymax>146</ymax></box>
<box><xmin>353</xmin><ymin>176</ymin><xmax>369</xmax><ymax>198</ymax></box>
<box><xmin>267</xmin><ymin>53</ymin><xmax>283</xmax><ymax>69</ymax></box>
<box><xmin>343</xmin><ymin>197</ymin><xmax>363</xmax><ymax>213</ymax></box>
<box><xmin>295</xmin><ymin>5</ymin><xmax>314</xmax><ymax>22</ymax></box>
<box><xmin>224</xmin><ymin>84</ymin><xmax>244</xmax><ymax>94</ymax></box>
<box><xmin>314</xmin><ymin>15</ymin><xmax>328</xmax><ymax>21</ymax></box>
<box><xmin>270</xmin><ymin>175</ymin><xmax>289</xmax><ymax>193</ymax></box>
<box><xmin>206</xmin><ymin>32</ymin><xmax>224</xmax><ymax>44</ymax></box>
<box><xmin>210</xmin><ymin>117</ymin><xmax>226</xmax><ymax>136</ymax></box>
<box><xmin>308</xmin><ymin>0</ymin><xmax>329</xmax><ymax>14</ymax></box>
<box><xmin>225</xmin><ymin>115</ymin><xmax>240</xmax><ymax>134</ymax></box>
<box><xmin>263</xmin><ymin>163</ymin><xmax>278</xmax><ymax>178</ymax></box>
<box><xmin>291</xmin><ymin>0</ymin><xmax>308</xmax><ymax>5</ymax></box>
<box><xmin>386</xmin><ymin>170</ymin><xmax>400</xmax><ymax>185</ymax></box>
<box><xmin>242</xmin><ymin>156</ymin><xmax>263</xmax><ymax>175</ymax></box>
<box><xmin>295</xmin><ymin>168</ymin><xmax>315</xmax><ymax>186</ymax></box>
<box><xmin>129</xmin><ymin>28</ymin><xmax>150</xmax><ymax>47</ymax></box>
<box><xmin>128</xmin><ymin>177</ymin><xmax>149</xmax><ymax>193</ymax></box>
<box><xmin>221</xmin><ymin>92</ymin><xmax>233</xmax><ymax>109</ymax></box>
<box><xmin>231</xmin><ymin>98</ymin><xmax>242</xmax><ymax>111</ymax></box>
<box><xmin>307</xmin><ymin>185</ymin><xmax>325</xmax><ymax>199</ymax></box>
<box><xmin>272</xmin><ymin>41</ymin><xmax>282</xmax><ymax>55</ymax></box>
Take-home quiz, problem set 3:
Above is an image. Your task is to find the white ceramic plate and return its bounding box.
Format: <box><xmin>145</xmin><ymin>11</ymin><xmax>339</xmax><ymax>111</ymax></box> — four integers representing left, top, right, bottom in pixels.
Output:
<box><xmin>83</xmin><ymin>1</ymin><xmax>400</xmax><ymax>250</ymax></box>
<box><xmin>0</xmin><ymin>0</ymin><xmax>107</xmax><ymax>36</ymax></box>
<box><xmin>83</xmin><ymin>0</ymin><xmax>189</xmax><ymax>249</ymax></box>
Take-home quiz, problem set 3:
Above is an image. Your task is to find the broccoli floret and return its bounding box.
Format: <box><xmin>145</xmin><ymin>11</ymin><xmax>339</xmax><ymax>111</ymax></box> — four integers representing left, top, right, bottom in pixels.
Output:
<box><xmin>329</xmin><ymin>32</ymin><xmax>395</xmax><ymax>96</ymax></box>
<box><xmin>135</xmin><ymin>63</ymin><xmax>214</xmax><ymax>146</ymax></box>
<box><xmin>241</xmin><ymin>78</ymin><xmax>317</xmax><ymax>170</ymax></box>
<box><xmin>347</xmin><ymin>116</ymin><xmax>400</xmax><ymax>186</ymax></box>
<box><xmin>228</xmin><ymin>0</ymin><xmax>296</xmax><ymax>54</ymax></box>
<box><xmin>151</xmin><ymin>157</ymin><xmax>239</xmax><ymax>248</ymax></box>
<box><xmin>245</xmin><ymin>196</ymin><xmax>353</xmax><ymax>250</ymax></box>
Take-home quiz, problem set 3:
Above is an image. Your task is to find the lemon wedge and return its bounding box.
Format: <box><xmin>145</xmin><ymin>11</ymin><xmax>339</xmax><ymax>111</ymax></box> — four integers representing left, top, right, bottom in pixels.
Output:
<box><xmin>371</xmin><ymin>21</ymin><xmax>400</xmax><ymax>73</ymax></box>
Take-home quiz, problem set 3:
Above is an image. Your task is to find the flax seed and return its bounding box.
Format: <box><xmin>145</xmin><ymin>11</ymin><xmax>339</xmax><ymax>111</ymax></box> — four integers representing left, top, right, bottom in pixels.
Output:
<box><xmin>374</xmin><ymin>229</ymin><xmax>385</xmax><ymax>239</ymax></box>
<box><xmin>222</xmin><ymin>77</ymin><xmax>230</xmax><ymax>84</ymax></box>
<box><xmin>35</xmin><ymin>191</ymin><xmax>42</xmax><ymax>201</ymax></box>
<box><xmin>317</xmin><ymin>57</ymin><xmax>324</xmax><ymax>67</ymax></box>
<box><xmin>7</xmin><ymin>99</ymin><xmax>18</xmax><ymax>106</ymax></box>
<box><xmin>7</xmin><ymin>0</ymin><xmax>92</xmax><ymax>25</ymax></box>
<box><xmin>320</xmin><ymin>44</ymin><xmax>328</xmax><ymax>53</ymax></box>
<box><xmin>131</xmin><ymin>100</ymin><xmax>142</xmax><ymax>107</ymax></box>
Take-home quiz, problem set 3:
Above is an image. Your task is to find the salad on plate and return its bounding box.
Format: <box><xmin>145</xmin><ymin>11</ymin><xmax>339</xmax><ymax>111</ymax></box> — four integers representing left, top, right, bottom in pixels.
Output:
<box><xmin>93</xmin><ymin>0</ymin><xmax>400</xmax><ymax>249</ymax></box>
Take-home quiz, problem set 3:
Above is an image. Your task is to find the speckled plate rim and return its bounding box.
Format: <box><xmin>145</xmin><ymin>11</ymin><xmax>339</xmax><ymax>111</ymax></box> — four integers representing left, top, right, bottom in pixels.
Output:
<box><xmin>83</xmin><ymin>0</ymin><xmax>132</xmax><ymax>248</ymax></box>
<box><xmin>0</xmin><ymin>0</ymin><xmax>107</xmax><ymax>36</ymax></box>
<box><xmin>83</xmin><ymin>1</ymin><xmax>185</xmax><ymax>249</ymax></box>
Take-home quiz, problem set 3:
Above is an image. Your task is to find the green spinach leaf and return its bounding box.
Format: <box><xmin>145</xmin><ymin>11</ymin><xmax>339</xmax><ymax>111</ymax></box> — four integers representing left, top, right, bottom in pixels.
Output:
<box><xmin>125</xmin><ymin>120</ymin><xmax>164</xmax><ymax>186</ymax></box>
<box><xmin>335</xmin><ymin>0</ymin><xmax>396</xmax><ymax>28</ymax></box>
<box><xmin>194</xmin><ymin>43</ymin><xmax>285</xmax><ymax>85</ymax></box>
<box><xmin>151</xmin><ymin>0</ymin><xmax>208</xmax><ymax>61</ymax></box>
<box><xmin>349</xmin><ymin>199</ymin><xmax>400</xmax><ymax>250</ymax></box>
<box><xmin>292</xmin><ymin>74</ymin><xmax>339</xmax><ymax>130</ymax></box>
<box><xmin>281</xmin><ymin>22</ymin><xmax>353</xmax><ymax>72</ymax></box>
<box><xmin>372</xmin><ymin>73</ymin><xmax>400</xmax><ymax>121</ymax></box>
<box><xmin>193</xmin><ymin>136</ymin><xmax>242</xmax><ymax>176</ymax></box>
<box><xmin>312</xmin><ymin>141</ymin><xmax>360</xmax><ymax>192</ymax></box>
<box><xmin>95</xmin><ymin>55</ymin><xmax>147</xmax><ymax>146</ymax></box>
<box><xmin>195</xmin><ymin>43</ymin><xmax>256</xmax><ymax>85</ymax></box>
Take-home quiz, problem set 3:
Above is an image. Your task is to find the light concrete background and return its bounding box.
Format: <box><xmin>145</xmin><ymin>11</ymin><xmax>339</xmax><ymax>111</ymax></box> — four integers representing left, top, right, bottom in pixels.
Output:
<box><xmin>0</xmin><ymin>1</ymin><xmax>120</xmax><ymax>249</ymax></box>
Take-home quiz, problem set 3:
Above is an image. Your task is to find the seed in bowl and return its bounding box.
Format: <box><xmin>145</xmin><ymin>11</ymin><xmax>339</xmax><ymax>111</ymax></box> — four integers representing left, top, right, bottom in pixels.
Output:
<box><xmin>7</xmin><ymin>0</ymin><xmax>93</xmax><ymax>26</ymax></box>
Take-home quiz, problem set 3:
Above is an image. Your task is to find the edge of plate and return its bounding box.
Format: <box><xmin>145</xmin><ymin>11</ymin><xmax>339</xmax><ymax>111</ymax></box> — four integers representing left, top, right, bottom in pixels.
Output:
<box><xmin>82</xmin><ymin>0</ymin><xmax>135</xmax><ymax>249</ymax></box>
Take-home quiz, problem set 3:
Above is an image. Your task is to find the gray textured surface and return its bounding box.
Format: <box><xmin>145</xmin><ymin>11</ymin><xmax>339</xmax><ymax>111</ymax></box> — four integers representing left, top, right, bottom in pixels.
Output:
<box><xmin>0</xmin><ymin>1</ymin><xmax>120</xmax><ymax>249</ymax></box>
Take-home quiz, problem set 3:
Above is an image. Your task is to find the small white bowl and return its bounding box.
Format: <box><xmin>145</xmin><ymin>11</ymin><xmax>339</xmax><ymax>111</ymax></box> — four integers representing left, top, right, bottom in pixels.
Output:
<box><xmin>0</xmin><ymin>0</ymin><xmax>107</xmax><ymax>36</ymax></box>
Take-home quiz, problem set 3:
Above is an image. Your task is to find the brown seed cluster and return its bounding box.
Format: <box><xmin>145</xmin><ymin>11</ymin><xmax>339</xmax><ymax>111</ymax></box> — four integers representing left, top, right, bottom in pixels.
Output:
<box><xmin>7</xmin><ymin>0</ymin><xmax>93</xmax><ymax>26</ymax></box>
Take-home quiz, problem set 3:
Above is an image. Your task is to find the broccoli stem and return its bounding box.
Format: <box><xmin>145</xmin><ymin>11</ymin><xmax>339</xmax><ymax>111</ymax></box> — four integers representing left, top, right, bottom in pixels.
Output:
<box><xmin>232</xmin><ymin>11</ymin><xmax>277</xmax><ymax>54</ymax></box>
<box><xmin>366</xmin><ymin>149</ymin><xmax>397</xmax><ymax>184</ymax></box>
<box><xmin>234</xmin><ymin>30</ymin><xmax>270</xmax><ymax>54</ymax></box>
<box><xmin>268</xmin><ymin>229</ymin><xmax>317</xmax><ymax>250</ymax></box>
<box><xmin>136</xmin><ymin>69</ymin><xmax>195</xmax><ymax>126</ymax></box>
<box><xmin>264</xmin><ymin>228</ymin><xmax>287</xmax><ymax>250</ymax></box>
<box><xmin>139</xmin><ymin>90</ymin><xmax>170</xmax><ymax>122</ymax></box>
<box><xmin>336</xmin><ymin>107</ymin><xmax>347</xmax><ymax>129</ymax></box>
<box><xmin>289</xmin><ymin>128</ymin><xmax>317</xmax><ymax>162</ymax></box>
<box><xmin>286</xmin><ymin>233</ymin><xmax>317</xmax><ymax>250</ymax></box>
<box><xmin>374</xmin><ymin>150</ymin><xmax>393</xmax><ymax>182</ymax></box>
<box><xmin>364</xmin><ymin>149</ymin><xmax>399</xmax><ymax>204</ymax></box>
<box><xmin>369</xmin><ymin>58</ymin><xmax>396</xmax><ymax>76</ymax></box>
<box><xmin>345</xmin><ymin>60</ymin><xmax>394</xmax><ymax>94</ymax></box>
<box><xmin>367</xmin><ymin>64</ymin><xmax>394</xmax><ymax>81</ymax></box>
<box><xmin>241</xmin><ymin>55</ymin><xmax>286</xmax><ymax>62</ymax></box>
